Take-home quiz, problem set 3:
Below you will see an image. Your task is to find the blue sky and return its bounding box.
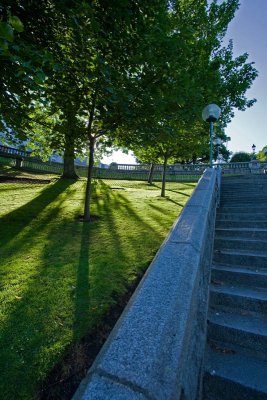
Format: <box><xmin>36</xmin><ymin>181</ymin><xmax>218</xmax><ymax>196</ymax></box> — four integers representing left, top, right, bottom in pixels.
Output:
<box><xmin>224</xmin><ymin>0</ymin><xmax>267</xmax><ymax>155</ymax></box>
<box><xmin>102</xmin><ymin>0</ymin><xmax>266</xmax><ymax>164</ymax></box>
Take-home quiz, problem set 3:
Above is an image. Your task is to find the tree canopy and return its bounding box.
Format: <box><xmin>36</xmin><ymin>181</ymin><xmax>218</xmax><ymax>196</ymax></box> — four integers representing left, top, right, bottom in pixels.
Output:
<box><xmin>230</xmin><ymin>152</ymin><xmax>251</xmax><ymax>162</ymax></box>
<box><xmin>0</xmin><ymin>0</ymin><xmax>258</xmax><ymax>213</ymax></box>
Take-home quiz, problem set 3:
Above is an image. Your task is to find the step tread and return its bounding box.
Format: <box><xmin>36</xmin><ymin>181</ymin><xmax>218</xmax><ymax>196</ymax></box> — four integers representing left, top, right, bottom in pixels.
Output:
<box><xmin>215</xmin><ymin>227</ymin><xmax>267</xmax><ymax>232</ymax></box>
<box><xmin>208</xmin><ymin>309</ymin><xmax>267</xmax><ymax>336</ymax></box>
<box><xmin>205</xmin><ymin>343</ymin><xmax>267</xmax><ymax>393</ymax></box>
<box><xmin>212</xmin><ymin>263</ymin><xmax>267</xmax><ymax>275</ymax></box>
<box><xmin>215</xmin><ymin>237</ymin><xmax>267</xmax><ymax>244</ymax></box>
<box><xmin>210</xmin><ymin>284</ymin><xmax>267</xmax><ymax>301</ymax></box>
<box><xmin>217</xmin><ymin>218</ymin><xmax>267</xmax><ymax>222</ymax></box>
<box><xmin>214</xmin><ymin>249</ymin><xmax>267</xmax><ymax>257</ymax></box>
<box><xmin>216</xmin><ymin>216</ymin><xmax>267</xmax><ymax>221</ymax></box>
<box><xmin>213</xmin><ymin>260</ymin><xmax>267</xmax><ymax>271</ymax></box>
<box><xmin>216</xmin><ymin>225</ymin><xmax>267</xmax><ymax>230</ymax></box>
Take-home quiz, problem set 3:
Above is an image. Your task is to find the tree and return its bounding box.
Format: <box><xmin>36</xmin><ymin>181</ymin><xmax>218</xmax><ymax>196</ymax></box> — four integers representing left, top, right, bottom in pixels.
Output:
<box><xmin>1</xmin><ymin>0</ymin><xmax>258</xmax><ymax>215</ymax></box>
<box><xmin>118</xmin><ymin>0</ymin><xmax>257</xmax><ymax>190</ymax></box>
<box><xmin>230</xmin><ymin>152</ymin><xmax>251</xmax><ymax>162</ymax></box>
<box><xmin>0</xmin><ymin>1</ymin><xmax>56</xmax><ymax>139</ymax></box>
<box><xmin>257</xmin><ymin>146</ymin><xmax>267</xmax><ymax>161</ymax></box>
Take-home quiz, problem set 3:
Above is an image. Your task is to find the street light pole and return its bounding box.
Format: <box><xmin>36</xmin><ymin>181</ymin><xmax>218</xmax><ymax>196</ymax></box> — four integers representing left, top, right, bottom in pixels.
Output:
<box><xmin>209</xmin><ymin>122</ymin><xmax>213</xmax><ymax>168</ymax></box>
<box><xmin>213</xmin><ymin>137</ymin><xmax>223</xmax><ymax>164</ymax></box>
<box><xmin>252</xmin><ymin>144</ymin><xmax>256</xmax><ymax>159</ymax></box>
<box><xmin>202</xmin><ymin>104</ymin><xmax>221</xmax><ymax>168</ymax></box>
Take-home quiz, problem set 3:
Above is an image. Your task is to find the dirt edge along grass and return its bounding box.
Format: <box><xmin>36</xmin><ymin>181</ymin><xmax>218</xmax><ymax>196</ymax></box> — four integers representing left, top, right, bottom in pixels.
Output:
<box><xmin>38</xmin><ymin>266</ymin><xmax>147</xmax><ymax>400</ymax></box>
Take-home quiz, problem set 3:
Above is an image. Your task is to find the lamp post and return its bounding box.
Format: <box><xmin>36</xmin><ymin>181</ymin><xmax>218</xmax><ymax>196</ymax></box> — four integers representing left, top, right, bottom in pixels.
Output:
<box><xmin>252</xmin><ymin>144</ymin><xmax>256</xmax><ymax>159</ymax></box>
<box><xmin>202</xmin><ymin>104</ymin><xmax>221</xmax><ymax>168</ymax></box>
<box><xmin>213</xmin><ymin>137</ymin><xmax>223</xmax><ymax>163</ymax></box>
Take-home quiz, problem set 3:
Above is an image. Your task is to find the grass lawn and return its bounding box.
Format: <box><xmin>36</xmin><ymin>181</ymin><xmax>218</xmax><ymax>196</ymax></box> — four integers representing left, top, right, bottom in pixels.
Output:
<box><xmin>0</xmin><ymin>170</ymin><xmax>197</xmax><ymax>399</ymax></box>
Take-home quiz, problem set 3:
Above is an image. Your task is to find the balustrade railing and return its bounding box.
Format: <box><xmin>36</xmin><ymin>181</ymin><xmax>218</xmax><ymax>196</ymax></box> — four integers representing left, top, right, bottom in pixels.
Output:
<box><xmin>0</xmin><ymin>144</ymin><xmax>31</xmax><ymax>157</ymax></box>
<box><xmin>0</xmin><ymin>145</ymin><xmax>266</xmax><ymax>178</ymax></box>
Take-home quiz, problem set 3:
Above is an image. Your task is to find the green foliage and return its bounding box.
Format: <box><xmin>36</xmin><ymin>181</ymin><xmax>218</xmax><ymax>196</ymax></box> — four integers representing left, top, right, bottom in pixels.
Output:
<box><xmin>0</xmin><ymin>13</ymin><xmax>24</xmax><ymax>50</ymax></box>
<box><xmin>257</xmin><ymin>146</ymin><xmax>267</xmax><ymax>161</ymax></box>
<box><xmin>230</xmin><ymin>151</ymin><xmax>251</xmax><ymax>162</ymax></box>
<box><xmin>0</xmin><ymin>0</ymin><xmax>258</xmax><ymax>211</ymax></box>
<box><xmin>117</xmin><ymin>0</ymin><xmax>257</xmax><ymax>170</ymax></box>
<box><xmin>0</xmin><ymin>21</ymin><xmax>14</xmax><ymax>42</ymax></box>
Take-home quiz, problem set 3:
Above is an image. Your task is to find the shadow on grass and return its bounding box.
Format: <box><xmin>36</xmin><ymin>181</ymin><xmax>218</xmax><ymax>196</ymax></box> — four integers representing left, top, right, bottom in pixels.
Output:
<box><xmin>0</xmin><ymin>179</ymin><xmax>76</xmax><ymax>248</ymax></box>
<box><xmin>0</xmin><ymin>179</ymin><xmax>81</xmax><ymax>399</ymax></box>
<box><xmin>147</xmin><ymin>182</ymin><xmax>196</xmax><ymax>195</ymax></box>
<box><xmin>1</xmin><ymin>178</ymin><xmax>168</xmax><ymax>399</ymax></box>
<box><xmin>165</xmin><ymin>197</ymin><xmax>188</xmax><ymax>207</ymax></box>
<box><xmin>38</xmin><ymin>180</ymin><xmax>167</xmax><ymax>399</ymax></box>
<box><xmin>73</xmin><ymin>221</ymin><xmax>91</xmax><ymax>339</ymax></box>
<box><xmin>163</xmin><ymin>189</ymin><xmax>192</xmax><ymax>196</ymax></box>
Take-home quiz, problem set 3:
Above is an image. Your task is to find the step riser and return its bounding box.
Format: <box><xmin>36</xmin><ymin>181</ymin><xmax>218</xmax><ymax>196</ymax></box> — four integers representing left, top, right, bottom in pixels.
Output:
<box><xmin>211</xmin><ymin>269</ymin><xmax>267</xmax><ymax>288</ymax></box>
<box><xmin>221</xmin><ymin>190</ymin><xmax>267</xmax><ymax>194</ymax></box>
<box><xmin>215</xmin><ymin>229</ymin><xmax>267</xmax><ymax>240</ymax></box>
<box><xmin>213</xmin><ymin>253</ymin><xmax>267</xmax><ymax>268</ymax></box>
<box><xmin>203</xmin><ymin>374</ymin><xmax>267</xmax><ymax>400</ymax></box>
<box><xmin>210</xmin><ymin>291</ymin><xmax>267</xmax><ymax>313</ymax></box>
<box><xmin>222</xmin><ymin>186</ymin><xmax>266</xmax><ymax>189</ymax></box>
<box><xmin>221</xmin><ymin>196</ymin><xmax>267</xmax><ymax>201</ymax></box>
<box><xmin>222</xmin><ymin>182</ymin><xmax>267</xmax><ymax>186</ymax></box>
<box><xmin>218</xmin><ymin>207</ymin><xmax>267</xmax><ymax>213</ymax></box>
<box><xmin>221</xmin><ymin>187</ymin><xmax>266</xmax><ymax>191</ymax></box>
<box><xmin>216</xmin><ymin>213</ymin><xmax>267</xmax><ymax>221</ymax></box>
<box><xmin>214</xmin><ymin>238</ymin><xmax>267</xmax><ymax>252</ymax></box>
<box><xmin>216</xmin><ymin>221</ymin><xmax>267</xmax><ymax>228</ymax></box>
<box><xmin>208</xmin><ymin>323</ymin><xmax>267</xmax><ymax>358</ymax></box>
<box><xmin>220</xmin><ymin>192</ymin><xmax>267</xmax><ymax>196</ymax></box>
<box><xmin>221</xmin><ymin>202</ymin><xmax>267</xmax><ymax>207</ymax></box>
<box><xmin>222</xmin><ymin>180</ymin><xmax>267</xmax><ymax>184</ymax></box>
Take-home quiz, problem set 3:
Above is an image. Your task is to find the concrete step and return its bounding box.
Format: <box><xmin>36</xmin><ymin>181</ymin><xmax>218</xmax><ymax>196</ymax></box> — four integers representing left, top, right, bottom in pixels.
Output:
<box><xmin>220</xmin><ymin>193</ymin><xmax>267</xmax><ymax>197</ymax></box>
<box><xmin>214</xmin><ymin>237</ymin><xmax>267</xmax><ymax>252</ymax></box>
<box><xmin>221</xmin><ymin>185</ymin><xmax>266</xmax><ymax>188</ymax></box>
<box><xmin>203</xmin><ymin>342</ymin><xmax>267</xmax><ymax>400</ymax></box>
<box><xmin>220</xmin><ymin>197</ymin><xmax>267</xmax><ymax>202</ymax></box>
<box><xmin>220</xmin><ymin>189</ymin><xmax>267</xmax><ymax>193</ymax></box>
<box><xmin>211</xmin><ymin>264</ymin><xmax>267</xmax><ymax>288</ymax></box>
<box><xmin>216</xmin><ymin>212</ymin><xmax>267</xmax><ymax>221</ymax></box>
<box><xmin>218</xmin><ymin>206</ymin><xmax>267</xmax><ymax>214</ymax></box>
<box><xmin>208</xmin><ymin>309</ymin><xmax>267</xmax><ymax>358</ymax></box>
<box><xmin>216</xmin><ymin>220</ymin><xmax>267</xmax><ymax>229</ymax></box>
<box><xmin>220</xmin><ymin>201</ymin><xmax>267</xmax><ymax>207</ymax></box>
<box><xmin>221</xmin><ymin>190</ymin><xmax>266</xmax><ymax>195</ymax></box>
<box><xmin>213</xmin><ymin>249</ymin><xmax>267</xmax><ymax>269</ymax></box>
<box><xmin>222</xmin><ymin>177</ymin><xmax>267</xmax><ymax>182</ymax></box>
<box><xmin>209</xmin><ymin>284</ymin><xmax>267</xmax><ymax>313</ymax></box>
<box><xmin>215</xmin><ymin>227</ymin><xmax>267</xmax><ymax>240</ymax></box>
<box><xmin>221</xmin><ymin>183</ymin><xmax>266</xmax><ymax>187</ymax></box>
<box><xmin>221</xmin><ymin>182</ymin><xmax>267</xmax><ymax>187</ymax></box>
<box><xmin>204</xmin><ymin>175</ymin><xmax>267</xmax><ymax>399</ymax></box>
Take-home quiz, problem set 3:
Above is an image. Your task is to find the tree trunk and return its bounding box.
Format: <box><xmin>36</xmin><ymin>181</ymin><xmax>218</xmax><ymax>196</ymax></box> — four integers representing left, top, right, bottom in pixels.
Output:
<box><xmin>15</xmin><ymin>157</ymin><xmax>23</xmax><ymax>169</ymax></box>
<box><xmin>83</xmin><ymin>137</ymin><xmax>95</xmax><ymax>221</ymax></box>
<box><xmin>148</xmin><ymin>162</ymin><xmax>155</xmax><ymax>184</ymax></box>
<box><xmin>62</xmin><ymin>133</ymin><xmax>78</xmax><ymax>179</ymax></box>
<box><xmin>161</xmin><ymin>155</ymin><xmax>168</xmax><ymax>197</ymax></box>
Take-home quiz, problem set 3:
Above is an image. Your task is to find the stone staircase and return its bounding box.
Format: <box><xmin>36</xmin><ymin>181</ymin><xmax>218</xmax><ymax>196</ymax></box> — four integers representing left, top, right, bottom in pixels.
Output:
<box><xmin>203</xmin><ymin>175</ymin><xmax>267</xmax><ymax>400</ymax></box>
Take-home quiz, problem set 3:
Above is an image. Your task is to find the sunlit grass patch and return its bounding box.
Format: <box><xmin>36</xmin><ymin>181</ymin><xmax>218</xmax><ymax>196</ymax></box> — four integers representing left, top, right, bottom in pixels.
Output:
<box><xmin>0</xmin><ymin>176</ymin><xmax>196</xmax><ymax>399</ymax></box>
